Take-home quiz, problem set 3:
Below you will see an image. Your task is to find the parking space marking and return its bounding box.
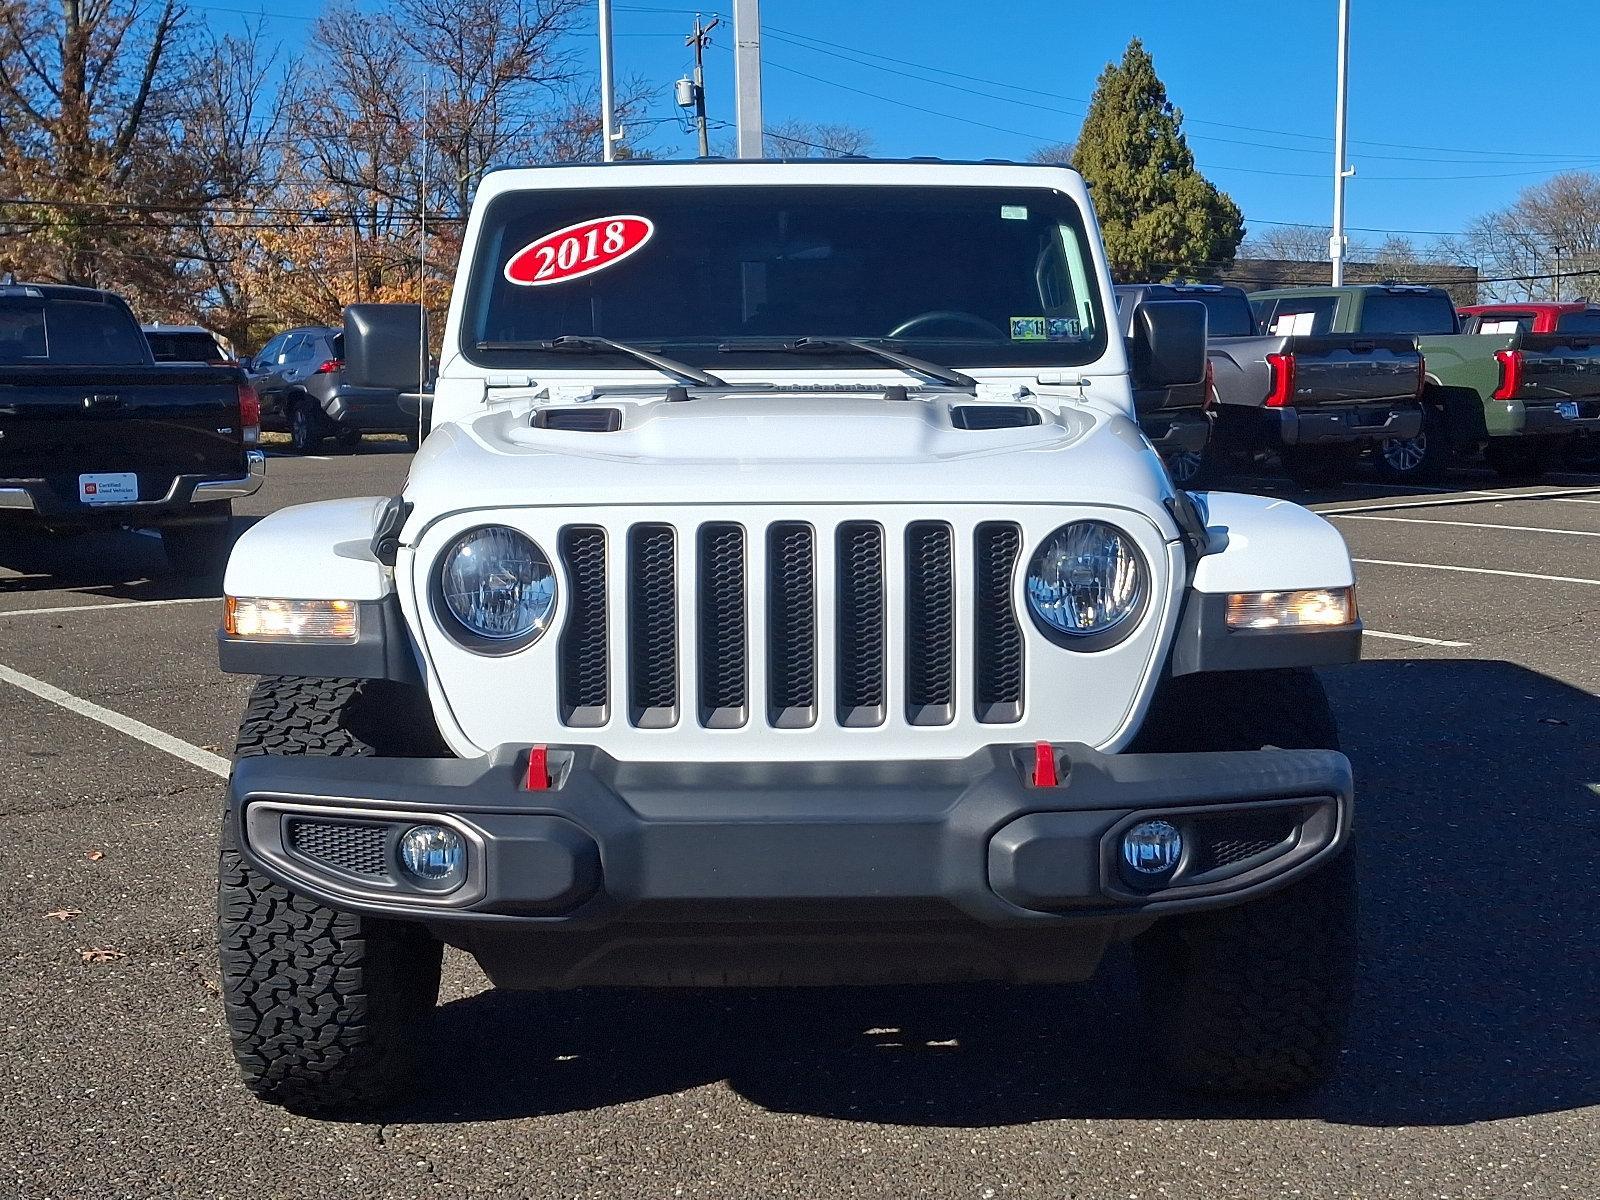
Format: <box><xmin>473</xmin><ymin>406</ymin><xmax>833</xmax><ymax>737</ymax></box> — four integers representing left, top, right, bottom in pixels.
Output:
<box><xmin>1333</xmin><ymin>514</ymin><xmax>1600</xmax><ymax>538</ymax></box>
<box><xmin>1363</xmin><ymin>630</ymin><xmax>1472</xmax><ymax>648</ymax></box>
<box><xmin>1317</xmin><ymin>486</ymin><xmax>1600</xmax><ymax>516</ymax></box>
<box><xmin>0</xmin><ymin>660</ymin><xmax>229</xmax><ymax>778</ymax></box>
<box><xmin>0</xmin><ymin>597</ymin><xmax>218</xmax><ymax>619</ymax></box>
<box><xmin>1354</xmin><ymin>558</ymin><xmax>1600</xmax><ymax>587</ymax></box>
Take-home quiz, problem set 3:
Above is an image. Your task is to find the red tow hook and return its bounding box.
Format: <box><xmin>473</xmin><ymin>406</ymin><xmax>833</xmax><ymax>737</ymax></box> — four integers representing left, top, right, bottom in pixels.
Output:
<box><xmin>523</xmin><ymin>745</ymin><xmax>551</xmax><ymax>790</ymax></box>
<box><xmin>1031</xmin><ymin>741</ymin><xmax>1059</xmax><ymax>788</ymax></box>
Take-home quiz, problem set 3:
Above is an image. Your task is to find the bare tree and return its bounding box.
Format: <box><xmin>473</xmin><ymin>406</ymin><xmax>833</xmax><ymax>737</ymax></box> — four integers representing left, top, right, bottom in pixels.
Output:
<box><xmin>1027</xmin><ymin>141</ymin><xmax>1075</xmax><ymax>166</ymax></box>
<box><xmin>1464</xmin><ymin>171</ymin><xmax>1600</xmax><ymax>301</ymax></box>
<box><xmin>762</xmin><ymin>119</ymin><xmax>873</xmax><ymax>158</ymax></box>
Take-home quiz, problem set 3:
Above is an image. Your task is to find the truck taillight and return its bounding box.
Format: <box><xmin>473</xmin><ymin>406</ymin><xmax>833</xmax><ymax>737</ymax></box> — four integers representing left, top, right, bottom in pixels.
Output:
<box><xmin>1492</xmin><ymin>349</ymin><xmax>1523</xmax><ymax>401</ymax></box>
<box><xmin>1264</xmin><ymin>352</ymin><xmax>1295</xmax><ymax>407</ymax></box>
<box><xmin>1203</xmin><ymin>358</ymin><xmax>1216</xmax><ymax>411</ymax></box>
<box><xmin>238</xmin><ymin>382</ymin><xmax>261</xmax><ymax>446</ymax></box>
<box><xmin>313</xmin><ymin>359</ymin><xmax>341</xmax><ymax>375</ymax></box>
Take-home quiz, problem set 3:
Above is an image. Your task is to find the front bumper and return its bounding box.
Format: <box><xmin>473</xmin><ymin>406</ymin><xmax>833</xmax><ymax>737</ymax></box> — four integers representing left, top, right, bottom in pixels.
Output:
<box><xmin>0</xmin><ymin>451</ymin><xmax>264</xmax><ymax>522</ymax></box>
<box><xmin>231</xmin><ymin>743</ymin><xmax>1353</xmax><ymax>985</ymax></box>
<box><xmin>1275</xmin><ymin>400</ymin><xmax>1424</xmax><ymax>446</ymax></box>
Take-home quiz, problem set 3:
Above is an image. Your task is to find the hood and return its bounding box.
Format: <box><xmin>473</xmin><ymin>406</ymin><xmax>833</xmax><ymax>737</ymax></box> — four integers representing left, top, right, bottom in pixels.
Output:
<box><xmin>401</xmin><ymin>389</ymin><xmax>1178</xmax><ymax>529</ymax></box>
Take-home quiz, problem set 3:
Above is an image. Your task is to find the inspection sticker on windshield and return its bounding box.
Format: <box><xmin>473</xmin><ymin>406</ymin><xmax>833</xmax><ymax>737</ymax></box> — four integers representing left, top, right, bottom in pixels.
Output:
<box><xmin>1011</xmin><ymin>316</ymin><xmax>1084</xmax><ymax>342</ymax></box>
<box><xmin>504</xmin><ymin>215</ymin><xmax>655</xmax><ymax>287</ymax></box>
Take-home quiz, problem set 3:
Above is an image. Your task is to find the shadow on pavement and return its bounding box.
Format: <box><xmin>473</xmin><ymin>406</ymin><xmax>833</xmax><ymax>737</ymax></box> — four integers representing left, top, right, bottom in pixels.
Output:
<box><xmin>364</xmin><ymin>658</ymin><xmax>1598</xmax><ymax>1130</ymax></box>
<box><xmin>0</xmin><ymin>515</ymin><xmax>262</xmax><ymax>596</ymax></box>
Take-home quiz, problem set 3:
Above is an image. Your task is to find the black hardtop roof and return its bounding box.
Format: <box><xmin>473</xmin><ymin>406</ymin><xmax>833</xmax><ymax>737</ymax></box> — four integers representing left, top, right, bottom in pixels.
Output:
<box><xmin>0</xmin><ymin>281</ymin><xmax>129</xmax><ymax>304</ymax></box>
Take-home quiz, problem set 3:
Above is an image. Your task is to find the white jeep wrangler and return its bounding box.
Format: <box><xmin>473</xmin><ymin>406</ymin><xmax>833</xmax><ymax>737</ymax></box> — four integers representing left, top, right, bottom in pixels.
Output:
<box><xmin>216</xmin><ymin>160</ymin><xmax>1362</xmax><ymax>1112</ymax></box>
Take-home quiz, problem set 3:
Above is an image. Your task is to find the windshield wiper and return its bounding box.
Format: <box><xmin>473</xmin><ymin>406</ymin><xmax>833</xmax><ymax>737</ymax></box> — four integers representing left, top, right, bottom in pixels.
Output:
<box><xmin>476</xmin><ymin>335</ymin><xmax>727</xmax><ymax>388</ymax></box>
<box><xmin>720</xmin><ymin>337</ymin><xmax>977</xmax><ymax>391</ymax></box>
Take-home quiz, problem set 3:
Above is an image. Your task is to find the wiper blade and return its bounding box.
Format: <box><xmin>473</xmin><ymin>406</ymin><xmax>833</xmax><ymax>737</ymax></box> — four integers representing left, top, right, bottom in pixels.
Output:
<box><xmin>476</xmin><ymin>335</ymin><xmax>727</xmax><ymax>388</ymax></box>
<box><xmin>721</xmin><ymin>336</ymin><xmax>976</xmax><ymax>391</ymax></box>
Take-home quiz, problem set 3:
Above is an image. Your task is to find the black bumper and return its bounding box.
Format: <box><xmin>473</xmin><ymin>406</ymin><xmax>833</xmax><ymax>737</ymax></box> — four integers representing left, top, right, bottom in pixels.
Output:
<box><xmin>231</xmin><ymin>743</ymin><xmax>1352</xmax><ymax>987</ymax></box>
<box><xmin>1519</xmin><ymin>400</ymin><xmax>1600</xmax><ymax>435</ymax></box>
<box><xmin>1139</xmin><ymin>408</ymin><xmax>1211</xmax><ymax>454</ymax></box>
<box><xmin>1275</xmin><ymin>400</ymin><xmax>1424</xmax><ymax>446</ymax></box>
<box><xmin>322</xmin><ymin>386</ymin><xmax>411</xmax><ymax>432</ymax></box>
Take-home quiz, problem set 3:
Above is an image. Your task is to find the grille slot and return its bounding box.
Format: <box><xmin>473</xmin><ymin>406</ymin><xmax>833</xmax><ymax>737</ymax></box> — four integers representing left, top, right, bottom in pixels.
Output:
<box><xmin>835</xmin><ymin>522</ymin><xmax>886</xmax><ymax>727</ymax></box>
<box><xmin>1190</xmin><ymin>809</ymin><xmax>1299</xmax><ymax>875</ymax></box>
<box><xmin>628</xmin><ymin>524</ymin><xmax>678</xmax><ymax>727</ymax></box>
<box><xmin>767</xmin><ymin>522</ymin><xmax>817</xmax><ymax>728</ymax></box>
<box><xmin>905</xmin><ymin>522</ymin><xmax>955</xmax><ymax>725</ymax></box>
<box><xmin>286</xmin><ymin>819</ymin><xmax>388</xmax><ymax>879</ymax></box>
<box><xmin>698</xmin><ymin>523</ymin><xmax>748</xmax><ymax>728</ymax></box>
<box><xmin>558</xmin><ymin>526</ymin><xmax>608</xmax><ymax>726</ymax></box>
<box><xmin>974</xmin><ymin>522</ymin><xmax>1025</xmax><ymax>723</ymax></box>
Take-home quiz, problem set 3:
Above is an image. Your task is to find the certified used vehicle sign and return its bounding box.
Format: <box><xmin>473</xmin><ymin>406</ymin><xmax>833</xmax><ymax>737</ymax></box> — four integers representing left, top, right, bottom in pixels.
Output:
<box><xmin>504</xmin><ymin>216</ymin><xmax>655</xmax><ymax>287</ymax></box>
<box><xmin>79</xmin><ymin>471</ymin><xmax>138</xmax><ymax>504</ymax></box>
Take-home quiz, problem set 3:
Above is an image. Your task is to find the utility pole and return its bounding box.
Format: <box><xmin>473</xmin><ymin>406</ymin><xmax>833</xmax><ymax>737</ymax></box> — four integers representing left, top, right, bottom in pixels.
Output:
<box><xmin>1330</xmin><ymin>0</ymin><xmax>1353</xmax><ymax>286</ymax></box>
<box><xmin>1552</xmin><ymin>244</ymin><xmax>1567</xmax><ymax>302</ymax></box>
<box><xmin>686</xmin><ymin>14</ymin><xmax>719</xmax><ymax>158</ymax></box>
<box><xmin>733</xmin><ymin>0</ymin><xmax>764</xmax><ymax>158</ymax></box>
<box><xmin>598</xmin><ymin>0</ymin><xmax>618</xmax><ymax>161</ymax></box>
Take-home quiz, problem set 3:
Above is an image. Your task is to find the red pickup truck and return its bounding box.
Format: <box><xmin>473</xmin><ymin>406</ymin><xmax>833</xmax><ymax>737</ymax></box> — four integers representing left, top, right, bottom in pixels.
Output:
<box><xmin>1458</xmin><ymin>303</ymin><xmax>1600</xmax><ymax>335</ymax></box>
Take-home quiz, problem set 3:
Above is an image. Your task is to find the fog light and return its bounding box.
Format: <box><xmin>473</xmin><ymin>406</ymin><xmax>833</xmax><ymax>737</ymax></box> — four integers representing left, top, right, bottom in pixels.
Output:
<box><xmin>1121</xmin><ymin>819</ymin><xmax>1183</xmax><ymax>884</ymax></box>
<box><xmin>398</xmin><ymin>825</ymin><xmax>466</xmax><ymax>888</ymax></box>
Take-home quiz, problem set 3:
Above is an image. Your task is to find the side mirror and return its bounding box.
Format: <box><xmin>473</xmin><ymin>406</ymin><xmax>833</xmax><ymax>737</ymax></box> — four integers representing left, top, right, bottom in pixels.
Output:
<box><xmin>237</xmin><ymin>356</ymin><xmax>254</xmax><ymax>372</ymax></box>
<box><xmin>344</xmin><ymin>304</ymin><xmax>428</xmax><ymax>392</ymax></box>
<box><xmin>1128</xmin><ymin>300</ymin><xmax>1207</xmax><ymax>389</ymax></box>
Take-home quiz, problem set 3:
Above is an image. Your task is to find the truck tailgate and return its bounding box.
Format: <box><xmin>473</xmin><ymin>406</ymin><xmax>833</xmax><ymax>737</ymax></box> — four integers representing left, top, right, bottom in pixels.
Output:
<box><xmin>0</xmin><ymin>365</ymin><xmax>246</xmax><ymax>508</ymax></box>
<box><xmin>1510</xmin><ymin>333</ymin><xmax>1600</xmax><ymax>400</ymax></box>
<box><xmin>1274</xmin><ymin>335</ymin><xmax>1421</xmax><ymax>405</ymax></box>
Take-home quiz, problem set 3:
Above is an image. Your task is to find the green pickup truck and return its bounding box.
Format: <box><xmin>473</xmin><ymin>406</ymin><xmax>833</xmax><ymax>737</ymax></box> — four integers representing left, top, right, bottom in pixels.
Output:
<box><xmin>1249</xmin><ymin>284</ymin><xmax>1600</xmax><ymax>481</ymax></box>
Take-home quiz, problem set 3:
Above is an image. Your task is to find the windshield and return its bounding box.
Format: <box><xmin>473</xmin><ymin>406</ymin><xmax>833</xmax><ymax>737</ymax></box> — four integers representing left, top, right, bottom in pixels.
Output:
<box><xmin>462</xmin><ymin>184</ymin><xmax>1108</xmax><ymax>371</ymax></box>
<box><xmin>0</xmin><ymin>298</ymin><xmax>148</xmax><ymax>366</ymax></box>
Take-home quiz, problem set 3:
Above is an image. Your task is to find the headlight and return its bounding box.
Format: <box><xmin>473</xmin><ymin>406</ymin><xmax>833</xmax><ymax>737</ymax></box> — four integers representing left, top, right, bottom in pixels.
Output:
<box><xmin>1026</xmin><ymin>521</ymin><xmax>1147</xmax><ymax>641</ymax></box>
<box><xmin>438</xmin><ymin>526</ymin><xmax>556</xmax><ymax>647</ymax></box>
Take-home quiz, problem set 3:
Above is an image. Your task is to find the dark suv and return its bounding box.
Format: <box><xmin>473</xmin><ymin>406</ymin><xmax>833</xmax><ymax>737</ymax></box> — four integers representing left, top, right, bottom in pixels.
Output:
<box><xmin>246</xmin><ymin>326</ymin><xmax>415</xmax><ymax>453</ymax></box>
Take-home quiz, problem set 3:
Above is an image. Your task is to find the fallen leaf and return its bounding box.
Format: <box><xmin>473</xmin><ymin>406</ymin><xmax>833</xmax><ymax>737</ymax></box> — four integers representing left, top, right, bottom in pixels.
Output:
<box><xmin>79</xmin><ymin>947</ymin><xmax>126</xmax><ymax>963</ymax></box>
<box><xmin>44</xmin><ymin>909</ymin><xmax>83</xmax><ymax>922</ymax></box>
<box><xmin>1539</xmin><ymin>717</ymin><xmax>1569</xmax><ymax>727</ymax></box>
<box><xmin>85</xmin><ymin>850</ymin><xmax>105</xmax><ymax>862</ymax></box>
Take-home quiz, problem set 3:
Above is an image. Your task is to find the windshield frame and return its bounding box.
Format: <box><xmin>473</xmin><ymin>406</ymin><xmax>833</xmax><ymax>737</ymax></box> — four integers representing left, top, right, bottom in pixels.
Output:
<box><xmin>456</xmin><ymin>182</ymin><xmax>1111</xmax><ymax>375</ymax></box>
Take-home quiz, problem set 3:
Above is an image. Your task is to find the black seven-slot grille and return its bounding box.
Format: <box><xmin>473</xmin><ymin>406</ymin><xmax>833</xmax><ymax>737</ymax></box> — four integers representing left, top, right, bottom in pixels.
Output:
<box><xmin>555</xmin><ymin>519</ymin><xmax>1025</xmax><ymax>730</ymax></box>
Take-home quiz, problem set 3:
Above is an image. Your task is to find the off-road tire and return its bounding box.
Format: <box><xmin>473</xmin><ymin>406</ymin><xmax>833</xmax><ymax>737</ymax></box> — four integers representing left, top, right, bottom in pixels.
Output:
<box><xmin>1129</xmin><ymin>668</ymin><xmax>1357</xmax><ymax>1095</ymax></box>
<box><xmin>218</xmin><ymin>677</ymin><xmax>446</xmax><ymax>1113</ymax></box>
<box><xmin>288</xmin><ymin>397</ymin><xmax>324</xmax><ymax>454</ymax></box>
<box><xmin>161</xmin><ymin>505</ymin><xmax>235</xmax><ymax>576</ymax></box>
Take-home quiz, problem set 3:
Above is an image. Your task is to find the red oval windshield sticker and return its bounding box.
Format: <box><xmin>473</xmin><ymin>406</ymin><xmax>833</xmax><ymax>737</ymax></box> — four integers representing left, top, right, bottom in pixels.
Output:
<box><xmin>503</xmin><ymin>215</ymin><xmax>655</xmax><ymax>287</ymax></box>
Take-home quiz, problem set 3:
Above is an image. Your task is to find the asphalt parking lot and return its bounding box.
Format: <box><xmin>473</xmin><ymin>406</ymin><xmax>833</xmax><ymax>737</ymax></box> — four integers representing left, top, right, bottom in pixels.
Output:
<box><xmin>2</xmin><ymin>449</ymin><xmax>1596</xmax><ymax>1200</ymax></box>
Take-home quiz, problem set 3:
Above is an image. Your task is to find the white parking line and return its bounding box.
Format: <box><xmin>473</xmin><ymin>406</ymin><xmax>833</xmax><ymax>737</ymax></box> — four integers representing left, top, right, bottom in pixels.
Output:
<box><xmin>1354</xmin><ymin>558</ymin><xmax>1600</xmax><ymax>586</ymax></box>
<box><xmin>0</xmin><ymin>661</ymin><xmax>230</xmax><ymax>777</ymax></box>
<box><xmin>1363</xmin><ymin>630</ymin><xmax>1472</xmax><ymax>648</ymax></box>
<box><xmin>0</xmin><ymin>597</ymin><xmax>218</xmax><ymax>619</ymax></box>
<box><xmin>1333</xmin><ymin>514</ymin><xmax>1600</xmax><ymax>538</ymax></box>
<box><xmin>1316</xmin><ymin>486</ymin><xmax>1600</xmax><ymax>516</ymax></box>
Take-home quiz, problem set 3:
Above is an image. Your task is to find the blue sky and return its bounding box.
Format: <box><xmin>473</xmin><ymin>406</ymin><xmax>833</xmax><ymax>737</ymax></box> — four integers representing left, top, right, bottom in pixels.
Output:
<box><xmin>197</xmin><ymin>0</ymin><xmax>1600</xmax><ymax>249</ymax></box>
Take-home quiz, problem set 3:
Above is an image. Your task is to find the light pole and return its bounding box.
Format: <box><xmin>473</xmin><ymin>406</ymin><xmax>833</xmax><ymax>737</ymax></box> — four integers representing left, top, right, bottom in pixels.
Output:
<box><xmin>1330</xmin><ymin>0</ymin><xmax>1353</xmax><ymax>286</ymax></box>
<box><xmin>598</xmin><ymin>0</ymin><xmax>618</xmax><ymax>161</ymax></box>
<box><xmin>733</xmin><ymin>0</ymin><xmax>764</xmax><ymax>157</ymax></box>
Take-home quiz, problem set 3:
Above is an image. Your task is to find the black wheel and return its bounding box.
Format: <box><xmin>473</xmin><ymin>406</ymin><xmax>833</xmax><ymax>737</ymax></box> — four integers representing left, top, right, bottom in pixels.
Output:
<box><xmin>218</xmin><ymin>677</ymin><xmax>447</xmax><ymax>1113</ymax></box>
<box><xmin>1128</xmin><ymin>669</ymin><xmax>1356</xmax><ymax>1096</ymax></box>
<box><xmin>161</xmin><ymin>505</ymin><xmax>235</xmax><ymax>576</ymax></box>
<box><xmin>1163</xmin><ymin>443</ymin><xmax>1214</xmax><ymax>487</ymax></box>
<box><xmin>1279</xmin><ymin>445</ymin><xmax>1352</xmax><ymax>490</ymax></box>
<box><xmin>1373</xmin><ymin>407</ymin><xmax>1448</xmax><ymax>484</ymax></box>
<box><xmin>288</xmin><ymin>398</ymin><xmax>323</xmax><ymax>454</ymax></box>
<box><xmin>332</xmin><ymin>426</ymin><xmax>362</xmax><ymax>453</ymax></box>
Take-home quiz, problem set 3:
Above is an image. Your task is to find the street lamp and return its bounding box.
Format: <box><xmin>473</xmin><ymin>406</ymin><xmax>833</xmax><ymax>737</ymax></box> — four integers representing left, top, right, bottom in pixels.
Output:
<box><xmin>311</xmin><ymin>208</ymin><xmax>361</xmax><ymax>303</ymax></box>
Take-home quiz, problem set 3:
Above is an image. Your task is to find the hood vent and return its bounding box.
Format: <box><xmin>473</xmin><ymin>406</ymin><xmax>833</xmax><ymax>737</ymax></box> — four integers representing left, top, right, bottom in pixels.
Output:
<box><xmin>533</xmin><ymin>407</ymin><xmax>623</xmax><ymax>432</ymax></box>
<box><xmin>950</xmin><ymin>405</ymin><xmax>1041</xmax><ymax>431</ymax></box>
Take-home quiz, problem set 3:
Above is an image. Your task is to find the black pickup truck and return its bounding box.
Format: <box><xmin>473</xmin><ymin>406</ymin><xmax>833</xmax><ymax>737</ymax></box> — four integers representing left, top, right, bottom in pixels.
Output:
<box><xmin>0</xmin><ymin>283</ymin><xmax>264</xmax><ymax>574</ymax></box>
<box><xmin>1117</xmin><ymin>283</ymin><xmax>1424</xmax><ymax>487</ymax></box>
